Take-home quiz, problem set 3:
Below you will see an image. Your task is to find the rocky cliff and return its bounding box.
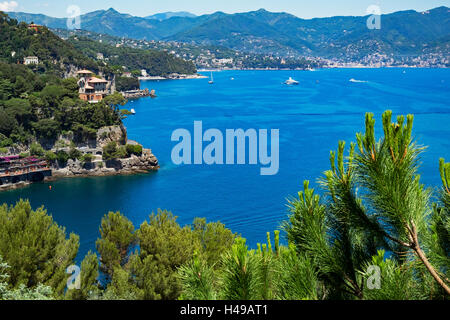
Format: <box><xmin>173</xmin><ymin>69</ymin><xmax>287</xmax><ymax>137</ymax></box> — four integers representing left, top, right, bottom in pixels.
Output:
<box><xmin>51</xmin><ymin>148</ymin><xmax>159</xmax><ymax>178</ymax></box>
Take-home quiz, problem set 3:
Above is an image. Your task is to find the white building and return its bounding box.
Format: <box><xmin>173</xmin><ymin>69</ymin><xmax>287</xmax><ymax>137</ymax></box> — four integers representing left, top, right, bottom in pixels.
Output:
<box><xmin>24</xmin><ymin>56</ymin><xmax>39</xmax><ymax>65</ymax></box>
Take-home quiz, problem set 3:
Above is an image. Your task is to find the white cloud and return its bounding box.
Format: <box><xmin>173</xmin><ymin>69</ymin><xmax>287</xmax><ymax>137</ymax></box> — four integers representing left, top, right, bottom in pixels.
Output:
<box><xmin>0</xmin><ymin>1</ymin><xmax>19</xmax><ymax>12</ymax></box>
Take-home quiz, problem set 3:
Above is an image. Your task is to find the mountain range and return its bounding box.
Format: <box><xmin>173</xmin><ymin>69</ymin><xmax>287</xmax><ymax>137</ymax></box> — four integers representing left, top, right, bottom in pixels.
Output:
<box><xmin>6</xmin><ymin>6</ymin><xmax>450</xmax><ymax>60</ymax></box>
<box><xmin>145</xmin><ymin>11</ymin><xmax>197</xmax><ymax>21</ymax></box>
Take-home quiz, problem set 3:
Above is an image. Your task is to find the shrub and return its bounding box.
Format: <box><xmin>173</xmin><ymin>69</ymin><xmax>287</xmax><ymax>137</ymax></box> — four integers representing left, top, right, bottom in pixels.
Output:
<box><xmin>0</xmin><ymin>133</ymin><xmax>13</xmax><ymax>148</ymax></box>
<box><xmin>19</xmin><ymin>152</ymin><xmax>29</xmax><ymax>158</ymax></box>
<box><xmin>115</xmin><ymin>146</ymin><xmax>128</xmax><ymax>159</ymax></box>
<box><xmin>44</xmin><ymin>151</ymin><xmax>57</xmax><ymax>163</ymax></box>
<box><xmin>56</xmin><ymin>150</ymin><xmax>69</xmax><ymax>164</ymax></box>
<box><xmin>68</xmin><ymin>147</ymin><xmax>82</xmax><ymax>161</ymax></box>
<box><xmin>0</xmin><ymin>147</ymin><xmax>7</xmax><ymax>154</ymax></box>
<box><xmin>116</xmin><ymin>76</ymin><xmax>140</xmax><ymax>92</ymax></box>
<box><xmin>80</xmin><ymin>153</ymin><xmax>94</xmax><ymax>163</ymax></box>
<box><xmin>30</xmin><ymin>142</ymin><xmax>45</xmax><ymax>157</ymax></box>
<box><xmin>103</xmin><ymin>142</ymin><xmax>118</xmax><ymax>161</ymax></box>
<box><xmin>126</xmin><ymin>144</ymin><xmax>143</xmax><ymax>157</ymax></box>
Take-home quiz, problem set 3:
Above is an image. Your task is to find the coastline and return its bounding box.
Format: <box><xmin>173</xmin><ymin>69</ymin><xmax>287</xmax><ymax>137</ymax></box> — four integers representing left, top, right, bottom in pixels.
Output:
<box><xmin>138</xmin><ymin>73</ymin><xmax>208</xmax><ymax>81</ymax></box>
<box><xmin>0</xmin><ymin>151</ymin><xmax>159</xmax><ymax>192</ymax></box>
<box><xmin>0</xmin><ymin>124</ymin><xmax>160</xmax><ymax>192</ymax></box>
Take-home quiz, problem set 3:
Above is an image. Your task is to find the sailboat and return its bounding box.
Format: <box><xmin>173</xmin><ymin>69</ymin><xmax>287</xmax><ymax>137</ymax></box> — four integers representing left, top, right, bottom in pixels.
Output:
<box><xmin>284</xmin><ymin>77</ymin><xmax>299</xmax><ymax>85</ymax></box>
<box><xmin>209</xmin><ymin>72</ymin><xmax>214</xmax><ymax>84</ymax></box>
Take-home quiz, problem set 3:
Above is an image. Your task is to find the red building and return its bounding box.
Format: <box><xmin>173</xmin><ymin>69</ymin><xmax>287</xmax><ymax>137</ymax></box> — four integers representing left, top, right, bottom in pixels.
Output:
<box><xmin>28</xmin><ymin>24</ymin><xmax>43</xmax><ymax>32</ymax></box>
<box><xmin>77</xmin><ymin>70</ymin><xmax>109</xmax><ymax>103</ymax></box>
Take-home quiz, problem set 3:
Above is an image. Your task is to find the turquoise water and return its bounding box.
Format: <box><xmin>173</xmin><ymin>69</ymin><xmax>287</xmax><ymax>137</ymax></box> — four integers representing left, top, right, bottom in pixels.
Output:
<box><xmin>0</xmin><ymin>69</ymin><xmax>449</xmax><ymax>260</ymax></box>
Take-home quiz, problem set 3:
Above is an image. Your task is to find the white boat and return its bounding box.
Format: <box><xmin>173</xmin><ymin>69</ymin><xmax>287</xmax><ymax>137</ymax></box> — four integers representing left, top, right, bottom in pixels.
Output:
<box><xmin>284</xmin><ymin>77</ymin><xmax>299</xmax><ymax>85</ymax></box>
<box><xmin>209</xmin><ymin>72</ymin><xmax>214</xmax><ymax>84</ymax></box>
<box><xmin>131</xmin><ymin>109</ymin><xmax>136</xmax><ymax>115</ymax></box>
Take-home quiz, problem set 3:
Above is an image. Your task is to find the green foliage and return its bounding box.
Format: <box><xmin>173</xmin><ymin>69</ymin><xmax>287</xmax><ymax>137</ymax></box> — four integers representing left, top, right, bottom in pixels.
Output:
<box><xmin>126</xmin><ymin>144</ymin><xmax>143</xmax><ymax>157</ymax></box>
<box><xmin>44</xmin><ymin>150</ymin><xmax>57</xmax><ymax>163</ymax></box>
<box><xmin>56</xmin><ymin>150</ymin><xmax>69</xmax><ymax>164</ymax></box>
<box><xmin>68</xmin><ymin>147</ymin><xmax>82</xmax><ymax>161</ymax></box>
<box><xmin>99</xmin><ymin>267</ymin><xmax>143</xmax><ymax>300</ymax></box>
<box><xmin>284</xmin><ymin>111</ymin><xmax>450</xmax><ymax>299</ymax></box>
<box><xmin>80</xmin><ymin>153</ymin><xmax>94</xmax><ymax>163</ymax></box>
<box><xmin>361</xmin><ymin>251</ymin><xmax>425</xmax><ymax>300</ymax></box>
<box><xmin>96</xmin><ymin>212</ymin><xmax>136</xmax><ymax>277</ymax></box>
<box><xmin>178</xmin><ymin>254</ymin><xmax>217</xmax><ymax>300</ymax></box>
<box><xmin>276</xmin><ymin>245</ymin><xmax>320</xmax><ymax>300</ymax></box>
<box><xmin>116</xmin><ymin>76</ymin><xmax>140</xmax><ymax>92</ymax></box>
<box><xmin>30</xmin><ymin>142</ymin><xmax>45</xmax><ymax>157</ymax></box>
<box><xmin>0</xmin><ymin>108</ymin><xmax>17</xmax><ymax>136</ymax></box>
<box><xmin>65</xmin><ymin>252</ymin><xmax>99</xmax><ymax>300</ymax></box>
<box><xmin>192</xmin><ymin>218</ymin><xmax>236</xmax><ymax>267</ymax></box>
<box><xmin>128</xmin><ymin>210</ymin><xmax>200</xmax><ymax>300</ymax></box>
<box><xmin>32</xmin><ymin>118</ymin><xmax>60</xmax><ymax>140</ymax></box>
<box><xmin>0</xmin><ymin>13</ymin><xmax>100</xmax><ymax>74</ymax></box>
<box><xmin>220</xmin><ymin>238</ymin><xmax>262</xmax><ymax>300</ymax></box>
<box><xmin>103</xmin><ymin>142</ymin><xmax>130</xmax><ymax>160</ymax></box>
<box><xmin>69</xmin><ymin>36</ymin><xmax>197</xmax><ymax>76</ymax></box>
<box><xmin>0</xmin><ymin>58</ymin><xmax>121</xmax><ymax>147</ymax></box>
<box><xmin>0</xmin><ymin>133</ymin><xmax>13</xmax><ymax>148</ymax></box>
<box><xmin>0</xmin><ymin>200</ymin><xmax>79</xmax><ymax>297</ymax></box>
<box><xmin>103</xmin><ymin>142</ymin><xmax>118</xmax><ymax>161</ymax></box>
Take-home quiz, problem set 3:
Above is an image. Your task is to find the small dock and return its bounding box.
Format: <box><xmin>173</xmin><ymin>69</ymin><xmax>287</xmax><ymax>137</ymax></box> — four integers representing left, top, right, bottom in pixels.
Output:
<box><xmin>121</xmin><ymin>89</ymin><xmax>156</xmax><ymax>99</ymax></box>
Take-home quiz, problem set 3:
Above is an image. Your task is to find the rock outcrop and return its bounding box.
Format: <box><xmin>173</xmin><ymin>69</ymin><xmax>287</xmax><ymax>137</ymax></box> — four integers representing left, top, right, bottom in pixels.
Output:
<box><xmin>97</xmin><ymin>125</ymin><xmax>127</xmax><ymax>148</ymax></box>
<box><xmin>51</xmin><ymin>148</ymin><xmax>159</xmax><ymax>178</ymax></box>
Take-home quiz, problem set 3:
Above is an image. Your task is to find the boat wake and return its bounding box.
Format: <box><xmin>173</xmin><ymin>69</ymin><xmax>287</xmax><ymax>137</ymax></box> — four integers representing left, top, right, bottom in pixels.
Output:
<box><xmin>349</xmin><ymin>78</ymin><xmax>368</xmax><ymax>83</ymax></box>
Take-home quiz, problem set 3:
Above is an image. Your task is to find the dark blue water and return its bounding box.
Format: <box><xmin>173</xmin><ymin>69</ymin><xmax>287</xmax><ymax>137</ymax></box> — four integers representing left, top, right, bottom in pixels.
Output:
<box><xmin>0</xmin><ymin>69</ymin><xmax>449</xmax><ymax>260</ymax></box>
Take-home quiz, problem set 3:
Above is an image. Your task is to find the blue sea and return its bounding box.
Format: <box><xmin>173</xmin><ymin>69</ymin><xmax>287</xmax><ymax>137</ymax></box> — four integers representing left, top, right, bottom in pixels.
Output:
<box><xmin>0</xmin><ymin>69</ymin><xmax>449</xmax><ymax>260</ymax></box>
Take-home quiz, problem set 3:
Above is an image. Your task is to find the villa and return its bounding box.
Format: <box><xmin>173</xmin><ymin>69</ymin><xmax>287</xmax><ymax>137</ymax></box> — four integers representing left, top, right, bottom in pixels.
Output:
<box><xmin>77</xmin><ymin>70</ymin><xmax>109</xmax><ymax>103</ymax></box>
<box><xmin>27</xmin><ymin>23</ymin><xmax>43</xmax><ymax>32</ymax></box>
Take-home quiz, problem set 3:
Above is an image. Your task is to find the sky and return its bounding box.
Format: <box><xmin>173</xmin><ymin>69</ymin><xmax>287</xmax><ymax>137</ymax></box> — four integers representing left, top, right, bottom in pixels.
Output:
<box><xmin>1</xmin><ymin>0</ymin><xmax>449</xmax><ymax>19</ymax></box>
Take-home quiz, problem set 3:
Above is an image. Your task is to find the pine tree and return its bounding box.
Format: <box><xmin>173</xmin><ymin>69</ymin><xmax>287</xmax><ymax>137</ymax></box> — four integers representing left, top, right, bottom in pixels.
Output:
<box><xmin>96</xmin><ymin>211</ymin><xmax>136</xmax><ymax>277</ymax></box>
<box><xmin>286</xmin><ymin>111</ymin><xmax>450</xmax><ymax>298</ymax></box>
<box><xmin>0</xmin><ymin>200</ymin><xmax>79</xmax><ymax>297</ymax></box>
<box><xmin>128</xmin><ymin>210</ymin><xmax>201</xmax><ymax>300</ymax></box>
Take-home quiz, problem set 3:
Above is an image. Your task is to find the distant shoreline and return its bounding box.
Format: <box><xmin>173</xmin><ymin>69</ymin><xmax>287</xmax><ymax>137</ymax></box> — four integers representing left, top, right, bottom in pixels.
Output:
<box><xmin>198</xmin><ymin>66</ymin><xmax>449</xmax><ymax>72</ymax></box>
<box><xmin>139</xmin><ymin>74</ymin><xmax>208</xmax><ymax>81</ymax></box>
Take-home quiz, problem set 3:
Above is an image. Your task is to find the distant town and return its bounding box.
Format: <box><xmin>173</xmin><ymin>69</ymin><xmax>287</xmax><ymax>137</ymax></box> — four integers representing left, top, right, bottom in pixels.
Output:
<box><xmin>54</xmin><ymin>29</ymin><xmax>449</xmax><ymax>70</ymax></box>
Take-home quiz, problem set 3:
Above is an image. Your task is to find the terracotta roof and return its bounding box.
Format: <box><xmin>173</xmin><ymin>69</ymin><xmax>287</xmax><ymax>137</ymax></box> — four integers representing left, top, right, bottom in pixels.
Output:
<box><xmin>77</xmin><ymin>70</ymin><xmax>93</xmax><ymax>74</ymax></box>
<box><xmin>88</xmin><ymin>77</ymin><xmax>108</xmax><ymax>83</ymax></box>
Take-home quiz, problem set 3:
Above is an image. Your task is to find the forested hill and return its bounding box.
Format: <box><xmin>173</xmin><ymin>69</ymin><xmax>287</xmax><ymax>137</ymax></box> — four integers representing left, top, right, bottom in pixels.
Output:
<box><xmin>0</xmin><ymin>11</ymin><xmax>196</xmax><ymax>77</ymax></box>
<box><xmin>0</xmin><ymin>12</ymin><xmax>100</xmax><ymax>75</ymax></box>
<box><xmin>7</xmin><ymin>6</ymin><xmax>450</xmax><ymax>59</ymax></box>
<box><xmin>67</xmin><ymin>36</ymin><xmax>197</xmax><ymax>76</ymax></box>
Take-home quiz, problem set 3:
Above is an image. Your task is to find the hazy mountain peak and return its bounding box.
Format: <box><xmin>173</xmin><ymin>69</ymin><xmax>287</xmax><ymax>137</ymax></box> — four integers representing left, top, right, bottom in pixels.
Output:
<box><xmin>145</xmin><ymin>11</ymin><xmax>197</xmax><ymax>21</ymax></box>
<box><xmin>105</xmin><ymin>8</ymin><xmax>119</xmax><ymax>14</ymax></box>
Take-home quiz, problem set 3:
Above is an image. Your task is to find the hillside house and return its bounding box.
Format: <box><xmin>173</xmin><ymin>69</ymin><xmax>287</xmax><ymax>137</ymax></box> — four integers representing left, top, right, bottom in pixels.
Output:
<box><xmin>77</xmin><ymin>70</ymin><xmax>109</xmax><ymax>103</ymax></box>
<box><xmin>27</xmin><ymin>24</ymin><xmax>43</xmax><ymax>32</ymax></box>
